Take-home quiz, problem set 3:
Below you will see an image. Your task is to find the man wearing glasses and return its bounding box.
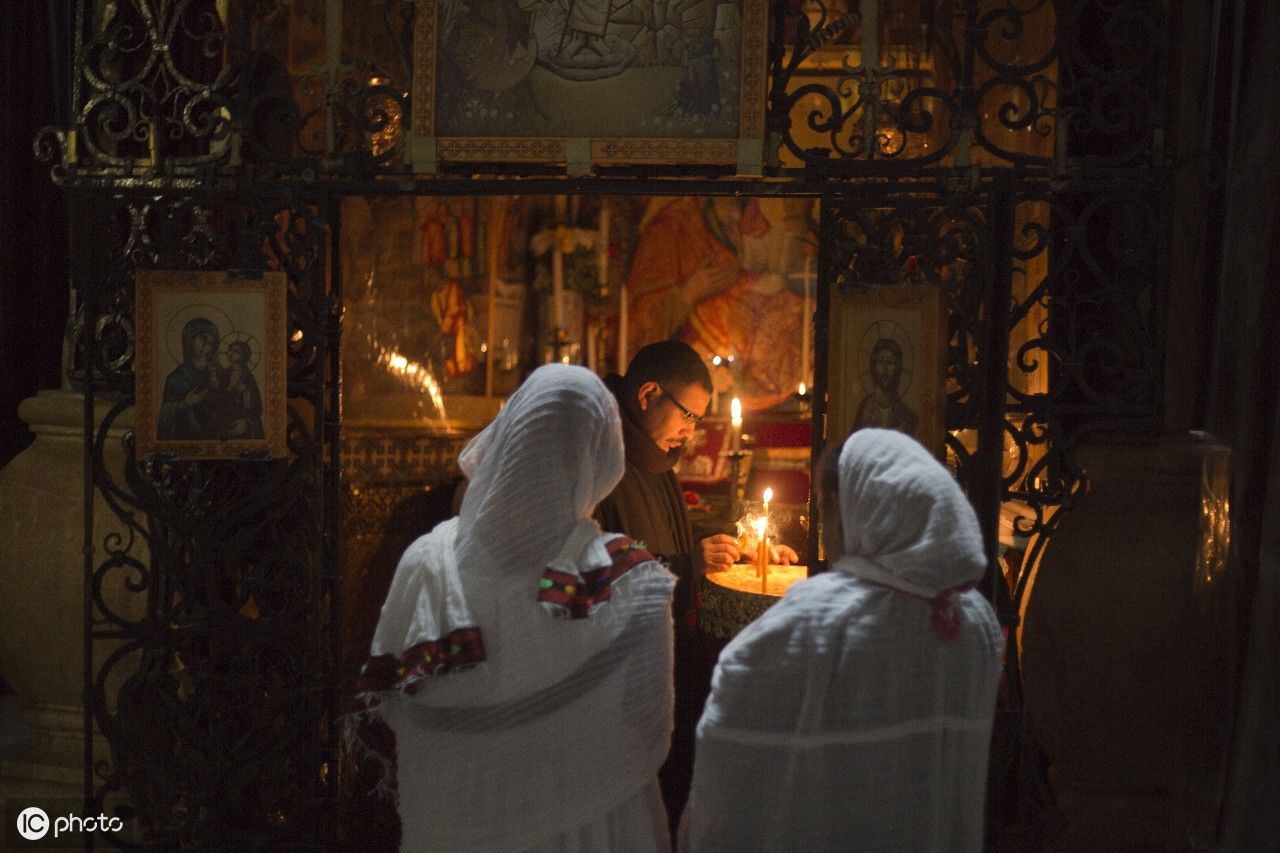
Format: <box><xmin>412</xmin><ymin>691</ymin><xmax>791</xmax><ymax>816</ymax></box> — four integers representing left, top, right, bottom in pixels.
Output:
<box><xmin>594</xmin><ymin>339</ymin><xmax>740</xmax><ymax>841</ymax></box>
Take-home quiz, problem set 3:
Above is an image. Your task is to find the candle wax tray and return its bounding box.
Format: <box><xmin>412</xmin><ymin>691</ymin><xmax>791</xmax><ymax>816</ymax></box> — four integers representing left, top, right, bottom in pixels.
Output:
<box><xmin>699</xmin><ymin>564</ymin><xmax>808</xmax><ymax>638</ymax></box>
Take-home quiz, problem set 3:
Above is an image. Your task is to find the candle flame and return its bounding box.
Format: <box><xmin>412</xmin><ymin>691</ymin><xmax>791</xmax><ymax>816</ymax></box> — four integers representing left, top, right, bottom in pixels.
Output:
<box><xmin>798</xmin><ymin>382</ymin><xmax>806</xmax><ymax>396</ymax></box>
<box><xmin>731</xmin><ymin>397</ymin><xmax>742</xmax><ymax>427</ymax></box>
<box><xmin>763</xmin><ymin>487</ymin><xmax>773</xmax><ymax>505</ymax></box>
<box><xmin>753</xmin><ymin>516</ymin><xmax>768</xmax><ymax>537</ymax></box>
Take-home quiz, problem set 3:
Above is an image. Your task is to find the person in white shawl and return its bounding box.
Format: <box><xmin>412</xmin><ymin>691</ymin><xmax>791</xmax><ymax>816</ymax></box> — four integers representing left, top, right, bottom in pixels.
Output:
<box><xmin>349</xmin><ymin>364</ymin><xmax>678</xmax><ymax>852</ymax></box>
<box><xmin>683</xmin><ymin>428</ymin><xmax>1004</xmax><ymax>852</ymax></box>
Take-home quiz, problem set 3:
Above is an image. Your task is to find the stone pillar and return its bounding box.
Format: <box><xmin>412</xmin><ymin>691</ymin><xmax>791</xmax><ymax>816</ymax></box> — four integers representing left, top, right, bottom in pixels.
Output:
<box><xmin>0</xmin><ymin>389</ymin><xmax>135</xmax><ymax>804</ymax></box>
<box><xmin>1020</xmin><ymin>434</ymin><xmax>1212</xmax><ymax>850</ymax></box>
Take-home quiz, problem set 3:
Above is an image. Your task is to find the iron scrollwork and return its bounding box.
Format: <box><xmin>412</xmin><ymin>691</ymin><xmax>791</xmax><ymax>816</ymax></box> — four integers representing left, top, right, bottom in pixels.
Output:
<box><xmin>79</xmin><ymin>195</ymin><xmax>339</xmax><ymax>848</ymax></box>
<box><xmin>767</xmin><ymin>0</ymin><xmax>1163</xmax><ymax>173</ymax></box>
<box><xmin>29</xmin><ymin>0</ymin><xmax>1173</xmax><ymax>847</ymax></box>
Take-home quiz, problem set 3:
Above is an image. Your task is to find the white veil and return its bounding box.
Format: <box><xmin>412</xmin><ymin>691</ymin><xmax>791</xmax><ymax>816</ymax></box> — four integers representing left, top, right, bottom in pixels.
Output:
<box><xmin>454</xmin><ymin>362</ymin><xmax>625</xmax><ymax>583</ymax></box>
<box><xmin>686</xmin><ymin>429</ymin><xmax>1003</xmax><ymax>852</ymax></box>
<box><xmin>358</xmin><ymin>364</ymin><xmax>676</xmax><ymax>852</ymax></box>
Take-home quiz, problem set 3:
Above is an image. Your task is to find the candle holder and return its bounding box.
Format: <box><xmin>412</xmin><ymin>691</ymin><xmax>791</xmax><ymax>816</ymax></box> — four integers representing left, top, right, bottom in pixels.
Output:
<box><xmin>793</xmin><ymin>386</ymin><xmax>812</xmax><ymax>417</ymax></box>
<box><xmin>544</xmin><ymin>326</ymin><xmax>584</xmax><ymax>366</ymax></box>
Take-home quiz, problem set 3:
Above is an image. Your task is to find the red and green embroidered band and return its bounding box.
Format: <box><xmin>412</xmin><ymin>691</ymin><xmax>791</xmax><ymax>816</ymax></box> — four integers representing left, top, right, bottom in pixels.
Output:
<box><xmin>536</xmin><ymin>536</ymin><xmax>656</xmax><ymax>618</ymax></box>
<box><xmin>356</xmin><ymin>626</ymin><xmax>487</xmax><ymax>696</ymax></box>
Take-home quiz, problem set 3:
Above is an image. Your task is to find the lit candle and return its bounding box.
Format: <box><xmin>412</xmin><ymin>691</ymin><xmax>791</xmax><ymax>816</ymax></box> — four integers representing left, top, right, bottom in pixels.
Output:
<box><xmin>730</xmin><ymin>397</ymin><xmax>743</xmax><ymax>453</ymax></box>
<box><xmin>761</xmin><ymin>487</ymin><xmax>773</xmax><ymax>588</ymax></box>
<box><xmin>710</xmin><ymin>356</ymin><xmax>722</xmax><ymax>415</ymax></box>
<box><xmin>798</xmin><ymin>381</ymin><xmax>807</xmax><ymax>397</ymax></box>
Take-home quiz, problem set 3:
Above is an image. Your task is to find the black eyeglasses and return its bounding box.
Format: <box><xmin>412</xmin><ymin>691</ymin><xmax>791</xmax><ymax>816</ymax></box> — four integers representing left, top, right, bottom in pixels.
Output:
<box><xmin>658</xmin><ymin>384</ymin><xmax>703</xmax><ymax>424</ymax></box>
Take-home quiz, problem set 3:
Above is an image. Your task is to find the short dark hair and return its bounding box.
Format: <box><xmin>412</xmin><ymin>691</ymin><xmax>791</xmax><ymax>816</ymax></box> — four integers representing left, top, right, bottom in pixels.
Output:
<box><xmin>624</xmin><ymin>340</ymin><xmax>712</xmax><ymax>395</ymax></box>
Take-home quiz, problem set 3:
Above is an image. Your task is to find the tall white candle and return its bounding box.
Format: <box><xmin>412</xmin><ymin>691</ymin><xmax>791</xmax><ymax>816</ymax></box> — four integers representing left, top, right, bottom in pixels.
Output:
<box><xmin>552</xmin><ymin>243</ymin><xmax>565</xmax><ymax>332</ymax></box>
<box><xmin>617</xmin><ymin>282</ymin><xmax>628</xmax><ymax>372</ymax></box>
<box><xmin>800</xmin><ymin>253</ymin><xmax>813</xmax><ymax>388</ymax></box>
<box><xmin>598</xmin><ymin>203</ymin><xmax>610</xmax><ymax>291</ymax></box>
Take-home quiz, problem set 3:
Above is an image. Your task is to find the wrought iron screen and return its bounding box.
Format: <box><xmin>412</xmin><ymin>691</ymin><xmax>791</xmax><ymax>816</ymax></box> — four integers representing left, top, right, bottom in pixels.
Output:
<box><xmin>72</xmin><ymin>193</ymin><xmax>341</xmax><ymax>848</ymax></box>
<box><xmin>35</xmin><ymin>0</ymin><xmax>1169</xmax><ymax>847</ymax></box>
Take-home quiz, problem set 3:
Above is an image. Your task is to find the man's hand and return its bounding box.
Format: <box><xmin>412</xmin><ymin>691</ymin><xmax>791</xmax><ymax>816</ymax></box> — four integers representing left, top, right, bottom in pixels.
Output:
<box><xmin>698</xmin><ymin>533</ymin><xmax>740</xmax><ymax>573</ymax></box>
<box><xmin>770</xmin><ymin>543</ymin><xmax>799</xmax><ymax>565</ymax></box>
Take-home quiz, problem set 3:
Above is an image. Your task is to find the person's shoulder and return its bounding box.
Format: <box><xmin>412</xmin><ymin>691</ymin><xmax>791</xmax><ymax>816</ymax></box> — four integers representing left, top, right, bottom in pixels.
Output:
<box><xmin>602</xmin><ymin>533</ymin><xmax>657</xmax><ymax>570</ymax></box>
<box><xmin>400</xmin><ymin>517</ymin><xmax>459</xmax><ymax>564</ymax></box>
<box><xmin>735</xmin><ymin>573</ymin><xmax>868</xmax><ymax>641</ymax></box>
<box><xmin>716</xmin><ymin>574</ymin><xmax>868</xmax><ymax>677</ymax></box>
<box><xmin>782</xmin><ymin>570</ymin><xmax>860</xmax><ymax>603</ymax></box>
<box><xmin>722</xmin><ymin>578</ymin><xmax>840</xmax><ymax>652</ymax></box>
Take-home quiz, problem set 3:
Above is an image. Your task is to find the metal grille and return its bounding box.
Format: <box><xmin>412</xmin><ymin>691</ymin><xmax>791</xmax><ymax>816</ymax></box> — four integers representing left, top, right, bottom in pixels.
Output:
<box><xmin>75</xmin><ymin>194</ymin><xmax>340</xmax><ymax>848</ymax></box>
<box><xmin>33</xmin><ymin>0</ymin><xmax>1171</xmax><ymax>846</ymax></box>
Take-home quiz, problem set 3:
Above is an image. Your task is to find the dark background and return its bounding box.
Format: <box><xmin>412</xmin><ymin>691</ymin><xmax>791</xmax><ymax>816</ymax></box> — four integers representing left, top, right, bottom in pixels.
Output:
<box><xmin>1</xmin><ymin>4</ymin><xmax>71</xmax><ymax>468</ymax></box>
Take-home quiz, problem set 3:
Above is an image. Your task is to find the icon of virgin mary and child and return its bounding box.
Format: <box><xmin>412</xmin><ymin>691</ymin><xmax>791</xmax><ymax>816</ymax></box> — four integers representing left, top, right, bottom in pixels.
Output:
<box><xmin>157</xmin><ymin>317</ymin><xmax>264</xmax><ymax>441</ymax></box>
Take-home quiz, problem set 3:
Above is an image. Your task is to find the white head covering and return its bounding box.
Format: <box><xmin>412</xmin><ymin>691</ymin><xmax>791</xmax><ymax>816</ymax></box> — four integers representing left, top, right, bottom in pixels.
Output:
<box><xmin>351</xmin><ymin>364</ymin><xmax>676</xmax><ymax>852</ymax></box>
<box><xmin>685</xmin><ymin>428</ymin><xmax>1003</xmax><ymax>852</ymax></box>
<box><xmin>834</xmin><ymin>427</ymin><xmax>987</xmax><ymax>598</ymax></box>
<box><xmin>455</xmin><ymin>362</ymin><xmax>625</xmax><ymax>583</ymax></box>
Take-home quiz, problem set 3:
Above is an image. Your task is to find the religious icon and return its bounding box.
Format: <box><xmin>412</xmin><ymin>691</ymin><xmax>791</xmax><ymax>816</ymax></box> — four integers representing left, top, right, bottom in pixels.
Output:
<box><xmin>411</xmin><ymin>0</ymin><xmax>767</xmax><ymax>170</ymax></box>
<box><xmin>134</xmin><ymin>270</ymin><xmax>287</xmax><ymax>460</ymax></box>
<box><xmin>852</xmin><ymin>325</ymin><xmax>920</xmax><ymax>435</ymax></box>
<box><xmin>827</xmin><ymin>285</ymin><xmax>947</xmax><ymax>458</ymax></box>
<box><xmin>624</xmin><ymin>195</ymin><xmax>817</xmax><ymax>411</ymax></box>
